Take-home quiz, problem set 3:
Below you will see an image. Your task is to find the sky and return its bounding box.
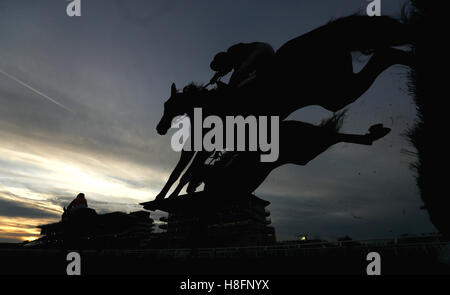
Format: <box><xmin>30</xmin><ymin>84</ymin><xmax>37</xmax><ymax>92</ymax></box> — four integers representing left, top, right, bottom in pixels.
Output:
<box><xmin>0</xmin><ymin>0</ymin><xmax>435</xmax><ymax>243</ymax></box>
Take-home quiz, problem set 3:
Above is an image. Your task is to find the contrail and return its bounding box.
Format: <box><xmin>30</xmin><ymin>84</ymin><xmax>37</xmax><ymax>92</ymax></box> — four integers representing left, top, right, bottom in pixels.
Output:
<box><xmin>0</xmin><ymin>68</ymin><xmax>75</xmax><ymax>114</ymax></box>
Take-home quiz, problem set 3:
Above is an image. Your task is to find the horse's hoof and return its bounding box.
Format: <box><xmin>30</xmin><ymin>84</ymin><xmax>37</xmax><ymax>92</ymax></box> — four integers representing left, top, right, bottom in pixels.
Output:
<box><xmin>369</xmin><ymin>124</ymin><xmax>383</xmax><ymax>133</ymax></box>
<box><xmin>154</xmin><ymin>194</ymin><xmax>166</xmax><ymax>202</ymax></box>
<box><xmin>368</xmin><ymin>124</ymin><xmax>391</xmax><ymax>142</ymax></box>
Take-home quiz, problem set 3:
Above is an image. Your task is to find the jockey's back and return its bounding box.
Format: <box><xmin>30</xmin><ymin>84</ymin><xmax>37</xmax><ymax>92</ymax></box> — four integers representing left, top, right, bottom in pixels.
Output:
<box><xmin>67</xmin><ymin>193</ymin><xmax>88</xmax><ymax>212</ymax></box>
<box><xmin>210</xmin><ymin>42</ymin><xmax>275</xmax><ymax>88</ymax></box>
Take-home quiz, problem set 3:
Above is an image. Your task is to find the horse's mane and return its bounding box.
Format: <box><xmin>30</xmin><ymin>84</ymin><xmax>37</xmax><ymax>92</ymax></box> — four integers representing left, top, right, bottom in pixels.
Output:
<box><xmin>183</xmin><ymin>82</ymin><xmax>225</xmax><ymax>98</ymax></box>
<box><xmin>182</xmin><ymin>82</ymin><xmax>205</xmax><ymax>94</ymax></box>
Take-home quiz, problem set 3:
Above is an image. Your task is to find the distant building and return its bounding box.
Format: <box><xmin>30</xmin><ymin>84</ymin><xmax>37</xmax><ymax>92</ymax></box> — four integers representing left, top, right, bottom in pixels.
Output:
<box><xmin>32</xmin><ymin>209</ymin><xmax>155</xmax><ymax>249</ymax></box>
<box><xmin>141</xmin><ymin>192</ymin><xmax>276</xmax><ymax>248</ymax></box>
<box><xmin>32</xmin><ymin>192</ymin><xmax>275</xmax><ymax>249</ymax></box>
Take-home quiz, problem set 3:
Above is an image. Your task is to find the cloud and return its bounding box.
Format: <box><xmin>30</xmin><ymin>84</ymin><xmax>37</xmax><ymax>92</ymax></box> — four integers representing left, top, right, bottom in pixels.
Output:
<box><xmin>0</xmin><ymin>193</ymin><xmax>60</xmax><ymax>219</ymax></box>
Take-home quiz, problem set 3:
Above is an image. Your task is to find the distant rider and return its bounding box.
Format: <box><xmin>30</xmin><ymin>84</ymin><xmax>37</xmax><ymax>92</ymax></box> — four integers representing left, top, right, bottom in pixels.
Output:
<box><xmin>66</xmin><ymin>193</ymin><xmax>88</xmax><ymax>212</ymax></box>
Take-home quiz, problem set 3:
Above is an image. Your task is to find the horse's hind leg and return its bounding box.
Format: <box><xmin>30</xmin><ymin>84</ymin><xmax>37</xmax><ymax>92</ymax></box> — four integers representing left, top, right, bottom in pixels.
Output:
<box><xmin>327</xmin><ymin>15</ymin><xmax>413</xmax><ymax>51</ymax></box>
<box><xmin>352</xmin><ymin>47</ymin><xmax>413</xmax><ymax>94</ymax></box>
<box><xmin>328</xmin><ymin>48</ymin><xmax>413</xmax><ymax>112</ymax></box>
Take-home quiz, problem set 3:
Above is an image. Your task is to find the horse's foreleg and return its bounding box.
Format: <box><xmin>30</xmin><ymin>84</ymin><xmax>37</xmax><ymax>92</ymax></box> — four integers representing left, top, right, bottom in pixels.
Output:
<box><xmin>168</xmin><ymin>151</ymin><xmax>213</xmax><ymax>198</ymax></box>
<box><xmin>155</xmin><ymin>150</ymin><xmax>195</xmax><ymax>201</ymax></box>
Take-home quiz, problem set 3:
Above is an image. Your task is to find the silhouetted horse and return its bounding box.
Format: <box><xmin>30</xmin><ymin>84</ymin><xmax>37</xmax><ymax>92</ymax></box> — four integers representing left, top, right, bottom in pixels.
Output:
<box><xmin>154</xmin><ymin>14</ymin><xmax>413</xmax><ymax>200</ymax></box>
<box><xmin>198</xmin><ymin>115</ymin><xmax>391</xmax><ymax>195</ymax></box>
<box><xmin>157</xmin><ymin>15</ymin><xmax>412</xmax><ymax>134</ymax></box>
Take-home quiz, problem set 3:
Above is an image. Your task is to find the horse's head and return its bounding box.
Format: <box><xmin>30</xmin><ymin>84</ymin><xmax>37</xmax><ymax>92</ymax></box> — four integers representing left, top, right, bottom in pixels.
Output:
<box><xmin>157</xmin><ymin>83</ymin><xmax>184</xmax><ymax>135</ymax></box>
<box><xmin>157</xmin><ymin>82</ymin><xmax>204</xmax><ymax>135</ymax></box>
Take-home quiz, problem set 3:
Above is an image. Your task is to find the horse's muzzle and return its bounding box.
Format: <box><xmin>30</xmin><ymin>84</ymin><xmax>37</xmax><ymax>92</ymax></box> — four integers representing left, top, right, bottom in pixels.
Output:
<box><xmin>156</xmin><ymin>122</ymin><xmax>169</xmax><ymax>135</ymax></box>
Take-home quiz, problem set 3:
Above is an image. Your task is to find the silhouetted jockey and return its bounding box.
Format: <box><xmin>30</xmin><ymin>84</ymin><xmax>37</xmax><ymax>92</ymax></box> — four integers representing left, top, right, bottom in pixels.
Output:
<box><xmin>66</xmin><ymin>193</ymin><xmax>88</xmax><ymax>213</ymax></box>
<box><xmin>209</xmin><ymin>42</ymin><xmax>275</xmax><ymax>88</ymax></box>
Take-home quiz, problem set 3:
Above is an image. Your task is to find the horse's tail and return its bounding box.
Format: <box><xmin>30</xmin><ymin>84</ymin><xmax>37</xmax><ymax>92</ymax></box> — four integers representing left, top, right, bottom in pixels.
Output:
<box><xmin>320</xmin><ymin>110</ymin><xmax>347</xmax><ymax>135</ymax></box>
<box><xmin>325</xmin><ymin>14</ymin><xmax>412</xmax><ymax>53</ymax></box>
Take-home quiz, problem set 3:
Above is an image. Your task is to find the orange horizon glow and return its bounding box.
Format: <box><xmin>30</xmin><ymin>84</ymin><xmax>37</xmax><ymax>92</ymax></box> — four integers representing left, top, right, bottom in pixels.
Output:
<box><xmin>0</xmin><ymin>216</ymin><xmax>57</xmax><ymax>242</ymax></box>
<box><xmin>0</xmin><ymin>134</ymin><xmax>167</xmax><ymax>243</ymax></box>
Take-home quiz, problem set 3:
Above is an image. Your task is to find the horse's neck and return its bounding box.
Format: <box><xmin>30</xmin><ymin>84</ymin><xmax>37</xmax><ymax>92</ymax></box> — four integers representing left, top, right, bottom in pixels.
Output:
<box><xmin>194</xmin><ymin>92</ymin><xmax>227</xmax><ymax>118</ymax></box>
<box><xmin>197</xmin><ymin>84</ymin><xmax>306</xmax><ymax>119</ymax></box>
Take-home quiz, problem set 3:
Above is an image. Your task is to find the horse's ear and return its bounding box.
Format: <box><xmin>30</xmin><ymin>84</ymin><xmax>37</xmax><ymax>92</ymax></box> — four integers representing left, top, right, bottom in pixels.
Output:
<box><xmin>171</xmin><ymin>83</ymin><xmax>177</xmax><ymax>95</ymax></box>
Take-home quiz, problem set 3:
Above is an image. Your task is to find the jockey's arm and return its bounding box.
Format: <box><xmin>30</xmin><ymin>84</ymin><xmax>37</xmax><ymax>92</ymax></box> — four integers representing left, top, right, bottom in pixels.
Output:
<box><xmin>210</xmin><ymin>69</ymin><xmax>230</xmax><ymax>84</ymax></box>
<box><xmin>209</xmin><ymin>72</ymin><xmax>221</xmax><ymax>84</ymax></box>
